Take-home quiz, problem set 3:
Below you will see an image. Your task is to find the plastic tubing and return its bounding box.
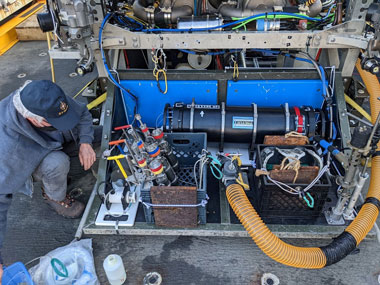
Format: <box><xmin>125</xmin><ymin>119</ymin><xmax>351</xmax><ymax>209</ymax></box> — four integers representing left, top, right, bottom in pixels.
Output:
<box><xmin>226</xmin><ymin>62</ymin><xmax>380</xmax><ymax>268</ymax></box>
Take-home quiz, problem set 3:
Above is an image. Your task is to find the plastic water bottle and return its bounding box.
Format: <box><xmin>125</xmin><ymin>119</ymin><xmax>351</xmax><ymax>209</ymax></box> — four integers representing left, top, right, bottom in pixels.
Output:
<box><xmin>103</xmin><ymin>254</ymin><xmax>126</xmax><ymax>285</ymax></box>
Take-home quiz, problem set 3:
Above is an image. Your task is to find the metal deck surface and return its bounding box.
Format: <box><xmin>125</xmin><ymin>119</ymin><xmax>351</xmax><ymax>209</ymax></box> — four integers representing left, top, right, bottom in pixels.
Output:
<box><xmin>0</xmin><ymin>41</ymin><xmax>380</xmax><ymax>284</ymax></box>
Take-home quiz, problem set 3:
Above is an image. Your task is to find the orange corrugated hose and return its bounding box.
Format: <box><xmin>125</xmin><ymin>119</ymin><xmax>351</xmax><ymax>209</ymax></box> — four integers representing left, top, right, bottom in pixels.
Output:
<box><xmin>227</xmin><ymin>184</ymin><xmax>327</xmax><ymax>269</ymax></box>
<box><xmin>226</xmin><ymin>60</ymin><xmax>380</xmax><ymax>268</ymax></box>
<box><xmin>346</xmin><ymin>60</ymin><xmax>380</xmax><ymax>243</ymax></box>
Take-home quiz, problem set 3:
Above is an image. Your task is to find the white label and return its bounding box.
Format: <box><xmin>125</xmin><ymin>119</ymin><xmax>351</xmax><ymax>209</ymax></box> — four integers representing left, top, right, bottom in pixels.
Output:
<box><xmin>232</xmin><ymin>116</ymin><xmax>253</xmax><ymax>129</ymax></box>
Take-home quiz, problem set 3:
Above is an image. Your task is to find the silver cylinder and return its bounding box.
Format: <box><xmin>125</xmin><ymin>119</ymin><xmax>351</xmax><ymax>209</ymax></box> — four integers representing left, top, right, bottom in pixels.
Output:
<box><xmin>344</xmin><ymin>172</ymin><xmax>369</xmax><ymax>218</ymax></box>
<box><xmin>177</xmin><ymin>15</ymin><xmax>223</xmax><ymax>30</ymax></box>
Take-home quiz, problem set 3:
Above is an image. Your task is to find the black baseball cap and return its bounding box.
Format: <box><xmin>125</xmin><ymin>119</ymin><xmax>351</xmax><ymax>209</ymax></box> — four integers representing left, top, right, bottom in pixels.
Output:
<box><xmin>20</xmin><ymin>80</ymin><xmax>80</xmax><ymax>131</ymax></box>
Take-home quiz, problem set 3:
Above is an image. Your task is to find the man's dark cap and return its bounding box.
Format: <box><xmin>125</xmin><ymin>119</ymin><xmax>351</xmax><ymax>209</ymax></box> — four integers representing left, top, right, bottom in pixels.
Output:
<box><xmin>20</xmin><ymin>80</ymin><xmax>80</xmax><ymax>131</ymax></box>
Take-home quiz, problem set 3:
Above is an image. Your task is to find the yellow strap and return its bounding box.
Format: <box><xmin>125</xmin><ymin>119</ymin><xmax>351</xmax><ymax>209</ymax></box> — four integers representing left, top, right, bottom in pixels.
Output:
<box><xmin>115</xmin><ymin>159</ymin><xmax>128</xmax><ymax>179</ymax></box>
<box><xmin>87</xmin><ymin>92</ymin><xmax>107</xmax><ymax>110</ymax></box>
<box><xmin>232</xmin><ymin>155</ymin><xmax>242</xmax><ymax>166</ymax></box>
<box><xmin>233</xmin><ymin>61</ymin><xmax>239</xmax><ymax>80</ymax></box>
<box><xmin>344</xmin><ymin>94</ymin><xmax>372</xmax><ymax>122</ymax></box>
<box><xmin>236</xmin><ymin>173</ymin><xmax>249</xmax><ymax>190</ymax></box>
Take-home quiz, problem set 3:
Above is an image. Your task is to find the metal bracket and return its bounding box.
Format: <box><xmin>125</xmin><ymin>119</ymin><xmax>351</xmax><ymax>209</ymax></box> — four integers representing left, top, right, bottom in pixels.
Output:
<box><xmin>49</xmin><ymin>49</ymin><xmax>81</xmax><ymax>59</ymax></box>
<box><xmin>102</xmin><ymin>37</ymin><xmax>126</xmax><ymax>47</ymax></box>
<box><xmin>327</xmin><ymin>35</ymin><xmax>368</xmax><ymax>49</ymax></box>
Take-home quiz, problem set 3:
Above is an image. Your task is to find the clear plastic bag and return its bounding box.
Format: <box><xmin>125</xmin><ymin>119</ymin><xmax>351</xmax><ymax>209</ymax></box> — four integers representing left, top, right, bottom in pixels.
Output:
<box><xmin>29</xmin><ymin>239</ymin><xmax>99</xmax><ymax>285</ymax></box>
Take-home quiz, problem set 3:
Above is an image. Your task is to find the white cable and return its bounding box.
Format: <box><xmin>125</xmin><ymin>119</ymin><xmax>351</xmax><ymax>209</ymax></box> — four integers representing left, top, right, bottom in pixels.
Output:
<box><xmin>264</xmin><ymin>164</ymin><xmax>329</xmax><ymax>197</ymax></box>
<box><xmin>49</xmin><ymin>7</ymin><xmax>64</xmax><ymax>44</ymax></box>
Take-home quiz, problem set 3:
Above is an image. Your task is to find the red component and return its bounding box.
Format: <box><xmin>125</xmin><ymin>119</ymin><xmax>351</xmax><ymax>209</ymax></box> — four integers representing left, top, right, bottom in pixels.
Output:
<box><xmin>141</xmin><ymin>127</ymin><xmax>149</xmax><ymax>133</ymax></box>
<box><xmin>114</xmin><ymin>125</ymin><xmax>131</xmax><ymax>130</ymax></box>
<box><xmin>109</xmin><ymin>139</ymin><xmax>125</xmax><ymax>145</ymax></box>
<box><xmin>150</xmin><ymin>164</ymin><xmax>163</xmax><ymax>173</ymax></box>
<box><xmin>294</xmin><ymin>107</ymin><xmax>303</xmax><ymax>133</ymax></box>
<box><xmin>153</xmin><ymin>132</ymin><xmax>164</xmax><ymax>140</ymax></box>
<box><xmin>315</xmin><ymin>48</ymin><xmax>322</xmax><ymax>62</ymax></box>
<box><xmin>298</xmin><ymin>19</ymin><xmax>308</xmax><ymax>30</ymax></box>
<box><xmin>138</xmin><ymin>158</ymin><xmax>146</xmax><ymax>164</ymax></box>
<box><xmin>123</xmin><ymin>50</ymin><xmax>130</xmax><ymax>69</ymax></box>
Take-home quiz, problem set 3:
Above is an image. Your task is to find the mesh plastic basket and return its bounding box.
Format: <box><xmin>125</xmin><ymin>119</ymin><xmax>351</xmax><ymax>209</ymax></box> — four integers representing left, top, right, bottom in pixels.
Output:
<box><xmin>142</xmin><ymin>133</ymin><xmax>208</xmax><ymax>225</ymax></box>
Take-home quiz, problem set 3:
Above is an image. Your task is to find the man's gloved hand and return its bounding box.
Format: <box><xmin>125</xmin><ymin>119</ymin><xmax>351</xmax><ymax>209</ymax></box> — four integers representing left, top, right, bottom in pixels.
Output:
<box><xmin>79</xmin><ymin>143</ymin><xmax>96</xmax><ymax>170</ymax></box>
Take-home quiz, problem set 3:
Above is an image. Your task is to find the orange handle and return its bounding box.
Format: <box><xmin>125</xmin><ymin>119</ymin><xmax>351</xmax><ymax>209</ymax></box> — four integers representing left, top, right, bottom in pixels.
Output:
<box><xmin>109</xmin><ymin>139</ymin><xmax>125</xmax><ymax>146</ymax></box>
<box><xmin>114</xmin><ymin>125</ymin><xmax>131</xmax><ymax>130</ymax></box>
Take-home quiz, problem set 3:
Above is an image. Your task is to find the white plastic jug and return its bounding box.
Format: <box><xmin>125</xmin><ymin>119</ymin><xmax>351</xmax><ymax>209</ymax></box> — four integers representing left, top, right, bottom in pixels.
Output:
<box><xmin>103</xmin><ymin>254</ymin><xmax>126</xmax><ymax>285</ymax></box>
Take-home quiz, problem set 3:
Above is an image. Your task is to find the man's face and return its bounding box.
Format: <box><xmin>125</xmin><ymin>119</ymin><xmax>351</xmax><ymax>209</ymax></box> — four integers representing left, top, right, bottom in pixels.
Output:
<box><xmin>26</xmin><ymin>117</ymin><xmax>52</xmax><ymax>128</ymax></box>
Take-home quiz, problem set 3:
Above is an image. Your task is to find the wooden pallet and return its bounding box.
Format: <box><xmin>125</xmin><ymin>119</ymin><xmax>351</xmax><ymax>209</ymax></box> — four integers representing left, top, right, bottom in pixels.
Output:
<box><xmin>16</xmin><ymin>12</ymin><xmax>45</xmax><ymax>40</ymax></box>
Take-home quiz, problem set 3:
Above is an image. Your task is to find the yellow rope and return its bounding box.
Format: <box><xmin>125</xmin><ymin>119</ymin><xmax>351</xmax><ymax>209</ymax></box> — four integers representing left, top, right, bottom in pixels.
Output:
<box><xmin>152</xmin><ymin>50</ymin><xmax>168</xmax><ymax>94</ymax></box>
<box><xmin>280</xmin><ymin>156</ymin><xmax>301</xmax><ymax>183</ymax></box>
<box><xmin>233</xmin><ymin>60</ymin><xmax>239</xmax><ymax>80</ymax></box>
<box><xmin>285</xmin><ymin>131</ymin><xmax>309</xmax><ymax>144</ymax></box>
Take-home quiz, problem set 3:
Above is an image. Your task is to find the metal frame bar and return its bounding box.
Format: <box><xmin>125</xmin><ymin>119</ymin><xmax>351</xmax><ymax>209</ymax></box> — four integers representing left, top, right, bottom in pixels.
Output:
<box><xmin>98</xmin><ymin>20</ymin><xmax>368</xmax><ymax>50</ymax></box>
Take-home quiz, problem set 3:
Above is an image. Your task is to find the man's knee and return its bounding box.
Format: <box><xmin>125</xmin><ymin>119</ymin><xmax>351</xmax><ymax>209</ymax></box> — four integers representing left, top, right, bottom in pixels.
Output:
<box><xmin>39</xmin><ymin>151</ymin><xmax>70</xmax><ymax>177</ymax></box>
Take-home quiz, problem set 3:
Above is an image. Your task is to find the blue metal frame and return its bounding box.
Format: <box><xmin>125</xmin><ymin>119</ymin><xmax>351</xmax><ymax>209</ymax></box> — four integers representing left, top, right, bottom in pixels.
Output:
<box><xmin>226</xmin><ymin>79</ymin><xmax>325</xmax><ymax>107</ymax></box>
<box><xmin>120</xmin><ymin>80</ymin><xmax>218</xmax><ymax>126</ymax></box>
<box><xmin>120</xmin><ymin>79</ymin><xmax>325</xmax><ymax>127</ymax></box>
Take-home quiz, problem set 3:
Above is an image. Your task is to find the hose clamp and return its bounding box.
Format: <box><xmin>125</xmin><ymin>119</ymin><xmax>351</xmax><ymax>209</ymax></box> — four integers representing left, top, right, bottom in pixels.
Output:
<box><xmin>190</xmin><ymin>99</ymin><xmax>195</xmax><ymax>131</ymax></box>
<box><xmin>164</xmin><ymin>12</ymin><xmax>171</xmax><ymax>25</ymax></box>
<box><xmin>294</xmin><ymin>106</ymin><xmax>305</xmax><ymax>134</ymax></box>
<box><xmin>250</xmin><ymin>103</ymin><xmax>258</xmax><ymax>151</ymax></box>
<box><xmin>284</xmin><ymin>103</ymin><xmax>290</xmax><ymax>133</ymax></box>
<box><xmin>146</xmin><ymin>10</ymin><xmax>155</xmax><ymax>24</ymax></box>
<box><xmin>220</xmin><ymin>102</ymin><xmax>226</xmax><ymax>151</ymax></box>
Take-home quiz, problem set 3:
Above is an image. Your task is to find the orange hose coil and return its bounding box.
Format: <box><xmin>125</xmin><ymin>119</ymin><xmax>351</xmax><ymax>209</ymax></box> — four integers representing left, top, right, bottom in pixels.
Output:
<box><xmin>226</xmin><ymin>61</ymin><xmax>380</xmax><ymax>268</ymax></box>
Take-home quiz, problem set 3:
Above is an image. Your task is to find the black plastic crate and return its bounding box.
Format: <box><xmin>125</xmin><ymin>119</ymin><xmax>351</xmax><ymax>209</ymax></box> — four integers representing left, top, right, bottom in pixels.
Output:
<box><xmin>254</xmin><ymin>144</ymin><xmax>331</xmax><ymax>222</ymax></box>
<box><xmin>142</xmin><ymin>133</ymin><xmax>208</xmax><ymax>225</ymax></box>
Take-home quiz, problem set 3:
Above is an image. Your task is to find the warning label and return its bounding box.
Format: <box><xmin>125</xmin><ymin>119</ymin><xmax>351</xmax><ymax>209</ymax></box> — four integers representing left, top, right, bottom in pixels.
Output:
<box><xmin>232</xmin><ymin>116</ymin><xmax>254</xmax><ymax>129</ymax></box>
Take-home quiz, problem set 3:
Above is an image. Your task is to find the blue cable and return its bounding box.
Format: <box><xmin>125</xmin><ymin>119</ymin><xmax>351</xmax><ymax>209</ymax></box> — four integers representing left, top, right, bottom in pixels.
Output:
<box><xmin>319</xmin><ymin>66</ymin><xmax>327</xmax><ymax>96</ymax></box>
<box><xmin>116</xmin><ymin>15</ymin><xmax>143</xmax><ymax>31</ymax></box>
<box><xmin>99</xmin><ymin>14</ymin><xmax>138</xmax><ymax>102</ymax></box>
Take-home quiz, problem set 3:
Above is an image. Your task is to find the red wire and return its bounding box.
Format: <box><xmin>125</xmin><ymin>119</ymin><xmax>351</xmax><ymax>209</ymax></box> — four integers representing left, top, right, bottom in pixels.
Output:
<box><xmin>123</xmin><ymin>50</ymin><xmax>130</xmax><ymax>69</ymax></box>
<box><xmin>216</xmin><ymin>54</ymin><xmax>222</xmax><ymax>70</ymax></box>
<box><xmin>315</xmin><ymin>48</ymin><xmax>322</xmax><ymax>62</ymax></box>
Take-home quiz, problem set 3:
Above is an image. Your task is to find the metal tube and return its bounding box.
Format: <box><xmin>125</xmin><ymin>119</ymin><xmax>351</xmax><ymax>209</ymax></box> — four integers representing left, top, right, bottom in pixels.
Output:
<box><xmin>344</xmin><ymin>172</ymin><xmax>369</xmax><ymax>218</ymax></box>
<box><xmin>347</xmin><ymin>112</ymin><xmax>373</xmax><ymax>127</ymax></box>
<box><xmin>365</xmin><ymin>110</ymin><xmax>380</xmax><ymax>151</ymax></box>
<box><xmin>75</xmin><ymin>181</ymin><xmax>99</xmax><ymax>239</ymax></box>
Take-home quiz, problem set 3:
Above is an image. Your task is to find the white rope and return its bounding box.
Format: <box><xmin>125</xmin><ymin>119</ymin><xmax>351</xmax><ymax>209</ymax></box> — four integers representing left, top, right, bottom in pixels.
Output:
<box><xmin>262</xmin><ymin>163</ymin><xmax>329</xmax><ymax>196</ymax></box>
<box><xmin>141</xmin><ymin>195</ymin><xmax>209</xmax><ymax>209</ymax></box>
